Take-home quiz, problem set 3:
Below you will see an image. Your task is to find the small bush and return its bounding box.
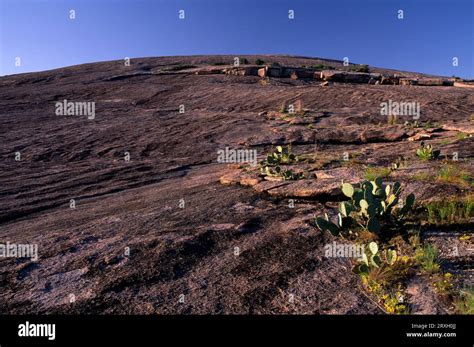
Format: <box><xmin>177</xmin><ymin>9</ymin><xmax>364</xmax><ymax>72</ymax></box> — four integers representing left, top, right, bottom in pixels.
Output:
<box><xmin>352</xmin><ymin>64</ymin><xmax>370</xmax><ymax>73</ymax></box>
<box><xmin>416</xmin><ymin>142</ymin><xmax>440</xmax><ymax>161</ymax></box>
<box><xmin>255</xmin><ymin>58</ymin><xmax>265</xmax><ymax>66</ymax></box>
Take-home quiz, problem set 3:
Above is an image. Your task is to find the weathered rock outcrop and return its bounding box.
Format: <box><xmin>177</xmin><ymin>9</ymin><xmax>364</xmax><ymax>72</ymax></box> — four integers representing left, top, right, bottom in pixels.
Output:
<box><xmin>319</xmin><ymin>70</ymin><xmax>380</xmax><ymax>84</ymax></box>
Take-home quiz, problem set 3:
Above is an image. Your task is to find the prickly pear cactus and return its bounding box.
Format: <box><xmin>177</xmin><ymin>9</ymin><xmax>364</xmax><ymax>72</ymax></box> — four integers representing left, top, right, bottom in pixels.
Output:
<box><xmin>315</xmin><ymin>178</ymin><xmax>415</xmax><ymax>235</ymax></box>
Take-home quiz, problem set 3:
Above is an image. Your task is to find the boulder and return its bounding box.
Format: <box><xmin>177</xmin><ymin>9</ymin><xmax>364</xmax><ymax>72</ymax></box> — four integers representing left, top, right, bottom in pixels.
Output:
<box><xmin>400</xmin><ymin>78</ymin><xmax>418</xmax><ymax>86</ymax></box>
<box><xmin>380</xmin><ymin>75</ymin><xmax>400</xmax><ymax>85</ymax></box>
<box><xmin>417</xmin><ymin>78</ymin><xmax>445</xmax><ymax>86</ymax></box>
<box><xmin>258</xmin><ymin>67</ymin><xmax>267</xmax><ymax>78</ymax></box>
<box><xmin>266</xmin><ymin>66</ymin><xmax>282</xmax><ymax>78</ymax></box>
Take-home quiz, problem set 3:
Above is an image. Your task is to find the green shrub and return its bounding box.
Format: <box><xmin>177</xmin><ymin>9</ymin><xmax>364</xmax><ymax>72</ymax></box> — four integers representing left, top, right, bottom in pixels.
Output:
<box><xmin>351</xmin><ymin>64</ymin><xmax>370</xmax><ymax>73</ymax></box>
<box><xmin>416</xmin><ymin>142</ymin><xmax>440</xmax><ymax>161</ymax></box>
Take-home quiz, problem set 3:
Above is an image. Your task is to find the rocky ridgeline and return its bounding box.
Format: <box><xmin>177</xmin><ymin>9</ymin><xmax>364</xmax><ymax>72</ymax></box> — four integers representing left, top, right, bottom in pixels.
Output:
<box><xmin>194</xmin><ymin>64</ymin><xmax>461</xmax><ymax>87</ymax></box>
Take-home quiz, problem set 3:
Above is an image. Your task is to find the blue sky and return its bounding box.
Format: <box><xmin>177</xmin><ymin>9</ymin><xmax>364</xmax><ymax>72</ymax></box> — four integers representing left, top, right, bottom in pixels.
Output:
<box><xmin>0</xmin><ymin>0</ymin><xmax>473</xmax><ymax>77</ymax></box>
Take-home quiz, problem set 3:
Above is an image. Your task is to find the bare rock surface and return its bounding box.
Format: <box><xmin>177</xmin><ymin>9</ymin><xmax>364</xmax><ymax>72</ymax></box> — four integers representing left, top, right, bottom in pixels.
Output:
<box><xmin>0</xmin><ymin>55</ymin><xmax>473</xmax><ymax>314</ymax></box>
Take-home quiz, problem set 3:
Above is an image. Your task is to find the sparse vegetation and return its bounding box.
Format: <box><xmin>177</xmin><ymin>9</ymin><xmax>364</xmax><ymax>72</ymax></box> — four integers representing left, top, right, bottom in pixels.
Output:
<box><xmin>260</xmin><ymin>145</ymin><xmax>304</xmax><ymax>180</ymax></box>
<box><xmin>415</xmin><ymin>243</ymin><xmax>440</xmax><ymax>274</ymax></box>
<box><xmin>413</xmin><ymin>172</ymin><xmax>432</xmax><ymax>181</ymax></box>
<box><xmin>455</xmin><ymin>288</ymin><xmax>474</xmax><ymax>314</ymax></box>
<box><xmin>436</xmin><ymin>165</ymin><xmax>472</xmax><ymax>187</ymax></box>
<box><xmin>311</xmin><ymin>64</ymin><xmax>334</xmax><ymax>71</ymax></box>
<box><xmin>355</xmin><ymin>242</ymin><xmax>410</xmax><ymax>314</ymax></box>
<box><xmin>416</xmin><ymin>142</ymin><xmax>440</xmax><ymax>161</ymax></box>
<box><xmin>425</xmin><ymin>196</ymin><xmax>474</xmax><ymax>224</ymax></box>
<box><xmin>351</xmin><ymin>64</ymin><xmax>370</xmax><ymax>73</ymax></box>
<box><xmin>404</xmin><ymin>120</ymin><xmax>421</xmax><ymax>129</ymax></box>
<box><xmin>262</xmin><ymin>145</ymin><xmax>298</xmax><ymax>166</ymax></box>
<box><xmin>364</xmin><ymin>166</ymin><xmax>392</xmax><ymax>181</ymax></box>
<box><xmin>456</xmin><ymin>132</ymin><xmax>469</xmax><ymax>140</ymax></box>
<box><xmin>255</xmin><ymin>58</ymin><xmax>265</xmax><ymax>66</ymax></box>
<box><xmin>261</xmin><ymin>166</ymin><xmax>304</xmax><ymax>180</ymax></box>
<box><xmin>432</xmin><ymin>272</ymin><xmax>454</xmax><ymax>295</ymax></box>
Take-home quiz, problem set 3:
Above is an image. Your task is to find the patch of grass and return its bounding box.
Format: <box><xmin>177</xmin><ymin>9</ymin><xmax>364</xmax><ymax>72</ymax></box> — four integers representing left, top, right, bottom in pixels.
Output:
<box><xmin>436</xmin><ymin>164</ymin><xmax>473</xmax><ymax>187</ymax></box>
<box><xmin>364</xmin><ymin>166</ymin><xmax>392</xmax><ymax>181</ymax></box>
<box><xmin>425</xmin><ymin>196</ymin><xmax>474</xmax><ymax>224</ymax></box>
<box><xmin>415</xmin><ymin>243</ymin><xmax>440</xmax><ymax>274</ymax></box>
<box><xmin>439</xmin><ymin>138</ymin><xmax>451</xmax><ymax>146</ymax></box>
<box><xmin>455</xmin><ymin>287</ymin><xmax>474</xmax><ymax>314</ymax></box>
<box><xmin>457</xmin><ymin>132</ymin><xmax>469</xmax><ymax>140</ymax></box>
<box><xmin>413</xmin><ymin>172</ymin><xmax>432</xmax><ymax>181</ymax></box>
